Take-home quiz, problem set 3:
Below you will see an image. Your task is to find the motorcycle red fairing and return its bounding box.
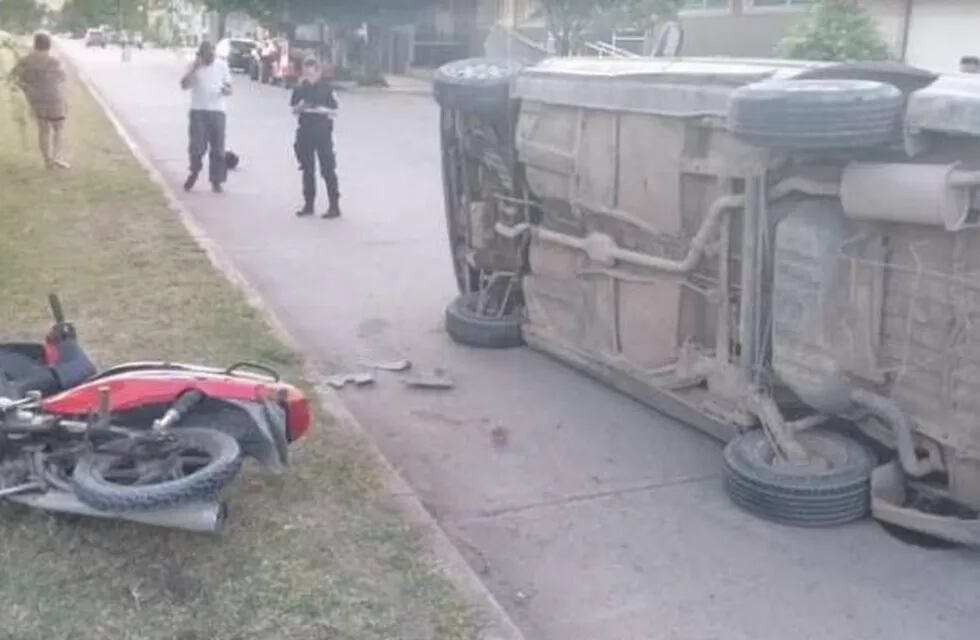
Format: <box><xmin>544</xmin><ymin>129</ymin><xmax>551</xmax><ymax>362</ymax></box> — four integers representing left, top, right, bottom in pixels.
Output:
<box><xmin>42</xmin><ymin>362</ymin><xmax>311</xmax><ymax>472</ymax></box>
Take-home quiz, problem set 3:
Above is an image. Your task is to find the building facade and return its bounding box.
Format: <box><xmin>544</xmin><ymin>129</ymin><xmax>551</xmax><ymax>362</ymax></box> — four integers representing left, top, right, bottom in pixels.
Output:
<box><xmin>479</xmin><ymin>0</ymin><xmax>980</xmax><ymax>73</ymax></box>
<box><xmin>680</xmin><ymin>0</ymin><xmax>980</xmax><ymax>72</ymax></box>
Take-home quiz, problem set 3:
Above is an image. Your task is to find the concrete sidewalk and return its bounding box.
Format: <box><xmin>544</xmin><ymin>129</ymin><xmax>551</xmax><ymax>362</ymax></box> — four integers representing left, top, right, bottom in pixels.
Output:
<box><xmin>336</xmin><ymin>72</ymin><xmax>433</xmax><ymax>96</ymax></box>
<box><xmin>382</xmin><ymin>73</ymin><xmax>434</xmax><ymax>95</ymax></box>
<box><xmin>62</xmin><ymin>42</ymin><xmax>980</xmax><ymax>640</ymax></box>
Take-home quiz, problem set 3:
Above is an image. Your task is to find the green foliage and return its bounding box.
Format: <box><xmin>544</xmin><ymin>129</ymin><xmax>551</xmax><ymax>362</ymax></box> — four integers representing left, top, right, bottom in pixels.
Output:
<box><xmin>776</xmin><ymin>0</ymin><xmax>891</xmax><ymax>62</ymax></box>
<box><xmin>57</xmin><ymin>0</ymin><xmax>146</xmax><ymax>32</ymax></box>
<box><xmin>203</xmin><ymin>0</ymin><xmax>427</xmax><ymax>31</ymax></box>
<box><xmin>0</xmin><ymin>0</ymin><xmax>44</xmax><ymax>33</ymax></box>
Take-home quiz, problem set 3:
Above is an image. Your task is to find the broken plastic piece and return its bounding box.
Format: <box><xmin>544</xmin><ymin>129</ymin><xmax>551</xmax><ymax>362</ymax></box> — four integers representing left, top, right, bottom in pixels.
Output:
<box><xmin>325</xmin><ymin>372</ymin><xmax>376</xmax><ymax>389</ymax></box>
<box><xmin>359</xmin><ymin>359</ymin><xmax>412</xmax><ymax>372</ymax></box>
<box><xmin>401</xmin><ymin>373</ymin><xmax>454</xmax><ymax>390</ymax></box>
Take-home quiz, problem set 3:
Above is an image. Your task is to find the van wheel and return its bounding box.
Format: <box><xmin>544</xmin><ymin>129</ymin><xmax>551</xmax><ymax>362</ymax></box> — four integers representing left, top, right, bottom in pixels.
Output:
<box><xmin>434</xmin><ymin>58</ymin><xmax>522</xmax><ymax>116</ymax></box>
<box><xmin>445</xmin><ymin>293</ymin><xmax>523</xmax><ymax>349</ymax></box>
<box><xmin>727</xmin><ymin>79</ymin><xmax>903</xmax><ymax>150</ymax></box>
<box><xmin>723</xmin><ymin>429</ymin><xmax>875</xmax><ymax>527</ymax></box>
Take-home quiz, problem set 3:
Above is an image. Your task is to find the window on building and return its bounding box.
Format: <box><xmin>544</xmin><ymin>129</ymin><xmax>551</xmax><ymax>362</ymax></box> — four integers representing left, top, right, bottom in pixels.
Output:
<box><xmin>682</xmin><ymin>0</ymin><xmax>731</xmax><ymax>10</ymax></box>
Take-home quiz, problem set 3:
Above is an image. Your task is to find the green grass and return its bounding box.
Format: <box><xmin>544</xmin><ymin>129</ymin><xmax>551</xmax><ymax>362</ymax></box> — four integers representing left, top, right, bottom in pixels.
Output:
<box><xmin>0</xmin><ymin>46</ymin><xmax>480</xmax><ymax>640</ymax></box>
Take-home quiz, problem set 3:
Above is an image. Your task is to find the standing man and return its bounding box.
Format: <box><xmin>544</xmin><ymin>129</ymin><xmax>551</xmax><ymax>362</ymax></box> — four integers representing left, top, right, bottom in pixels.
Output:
<box><xmin>11</xmin><ymin>32</ymin><xmax>69</xmax><ymax>169</ymax></box>
<box><xmin>180</xmin><ymin>41</ymin><xmax>232</xmax><ymax>193</ymax></box>
<box><xmin>290</xmin><ymin>57</ymin><xmax>341</xmax><ymax>218</ymax></box>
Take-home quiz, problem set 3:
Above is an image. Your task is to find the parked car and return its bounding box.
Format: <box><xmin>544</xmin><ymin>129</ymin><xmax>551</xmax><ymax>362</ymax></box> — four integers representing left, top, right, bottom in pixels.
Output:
<box><xmin>84</xmin><ymin>28</ymin><xmax>106</xmax><ymax>48</ymax></box>
<box><xmin>227</xmin><ymin>38</ymin><xmax>257</xmax><ymax>74</ymax></box>
<box><xmin>434</xmin><ymin>56</ymin><xmax>980</xmax><ymax>547</ymax></box>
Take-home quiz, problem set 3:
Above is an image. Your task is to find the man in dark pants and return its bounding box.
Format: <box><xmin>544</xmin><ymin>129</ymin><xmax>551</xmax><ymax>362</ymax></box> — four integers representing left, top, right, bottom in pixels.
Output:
<box><xmin>290</xmin><ymin>58</ymin><xmax>341</xmax><ymax>218</ymax></box>
<box><xmin>180</xmin><ymin>41</ymin><xmax>232</xmax><ymax>193</ymax></box>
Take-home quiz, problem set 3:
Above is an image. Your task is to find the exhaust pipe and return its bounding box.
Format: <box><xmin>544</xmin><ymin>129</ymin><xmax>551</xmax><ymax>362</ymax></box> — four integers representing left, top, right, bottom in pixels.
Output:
<box><xmin>8</xmin><ymin>491</ymin><xmax>226</xmax><ymax>534</ymax></box>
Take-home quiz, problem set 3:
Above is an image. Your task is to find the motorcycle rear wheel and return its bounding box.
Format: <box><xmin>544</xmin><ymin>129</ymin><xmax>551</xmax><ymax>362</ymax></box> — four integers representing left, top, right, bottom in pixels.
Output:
<box><xmin>72</xmin><ymin>427</ymin><xmax>242</xmax><ymax>512</ymax></box>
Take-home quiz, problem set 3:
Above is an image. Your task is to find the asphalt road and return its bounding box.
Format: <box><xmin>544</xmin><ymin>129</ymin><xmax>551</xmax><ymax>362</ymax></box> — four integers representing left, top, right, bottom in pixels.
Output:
<box><xmin>62</xmin><ymin>42</ymin><xmax>979</xmax><ymax>640</ymax></box>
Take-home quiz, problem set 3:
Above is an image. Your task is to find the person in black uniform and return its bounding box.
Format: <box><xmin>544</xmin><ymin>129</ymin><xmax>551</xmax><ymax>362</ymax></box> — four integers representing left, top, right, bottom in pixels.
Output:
<box><xmin>290</xmin><ymin>57</ymin><xmax>341</xmax><ymax>218</ymax></box>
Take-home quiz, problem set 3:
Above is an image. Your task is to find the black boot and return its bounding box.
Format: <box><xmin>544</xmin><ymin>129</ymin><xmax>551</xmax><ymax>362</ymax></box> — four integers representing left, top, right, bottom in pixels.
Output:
<box><xmin>295</xmin><ymin>202</ymin><xmax>314</xmax><ymax>217</ymax></box>
<box><xmin>183</xmin><ymin>171</ymin><xmax>199</xmax><ymax>192</ymax></box>
<box><xmin>323</xmin><ymin>199</ymin><xmax>341</xmax><ymax>219</ymax></box>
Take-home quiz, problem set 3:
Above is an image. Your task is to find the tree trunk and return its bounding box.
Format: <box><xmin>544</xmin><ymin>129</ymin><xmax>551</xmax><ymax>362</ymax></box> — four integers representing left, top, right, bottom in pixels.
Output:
<box><xmin>361</xmin><ymin>23</ymin><xmax>388</xmax><ymax>86</ymax></box>
<box><xmin>558</xmin><ymin>29</ymin><xmax>571</xmax><ymax>56</ymax></box>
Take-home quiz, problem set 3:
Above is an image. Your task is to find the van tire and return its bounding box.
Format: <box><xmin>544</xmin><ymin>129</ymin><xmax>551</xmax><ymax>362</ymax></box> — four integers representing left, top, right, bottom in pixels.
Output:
<box><xmin>728</xmin><ymin>79</ymin><xmax>903</xmax><ymax>150</ymax></box>
<box><xmin>434</xmin><ymin>58</ymin><xmax>521</xmax><ymax>115</ymax></box>
<box><xmin>723</xmin><ymin>429</ymin><xmax>875</xmax><ymax>527</ymax></box>
<box><xmin>445</xmin><ymin>293</ymin><xmax>523</xmax><ymax>349</ymax></box>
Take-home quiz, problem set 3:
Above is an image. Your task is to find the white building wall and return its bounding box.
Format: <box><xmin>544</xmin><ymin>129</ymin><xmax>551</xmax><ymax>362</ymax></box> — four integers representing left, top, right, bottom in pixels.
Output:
<box><xmin>904</xmin><ymin>0</ymin><xmax>980</xmax><ymax>72</ymax></box>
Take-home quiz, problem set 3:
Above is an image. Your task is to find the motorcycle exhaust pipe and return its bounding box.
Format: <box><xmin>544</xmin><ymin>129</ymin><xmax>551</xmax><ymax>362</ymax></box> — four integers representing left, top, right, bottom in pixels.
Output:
<box><xmin>8</xmin><ymin>491</ymin><xmax>226</xmax><ymax>534</ymax></box>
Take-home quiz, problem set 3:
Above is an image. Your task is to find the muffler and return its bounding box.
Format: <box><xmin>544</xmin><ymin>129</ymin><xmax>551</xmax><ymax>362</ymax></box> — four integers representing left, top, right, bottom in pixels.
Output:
<box><xmin>840</xmin><ymin>162</ymin><xmax>976</xmax><ymax>230</ymax></box>
<box><xmin>8</xmin><ymin>491</ymin><xmax>226</xmax><ymax>534</ymax></box>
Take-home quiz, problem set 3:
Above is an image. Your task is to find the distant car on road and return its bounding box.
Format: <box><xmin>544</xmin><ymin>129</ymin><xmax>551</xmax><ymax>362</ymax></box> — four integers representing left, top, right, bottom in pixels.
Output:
<box><xmin>226</xmin><ymin>38</ymin><xmax>258</xmax><ymax>74</ymax></box>
<box><xmin>84</xmin><ymin>29</ymin><xmax>107</xmax><ymax>48</ymax></box>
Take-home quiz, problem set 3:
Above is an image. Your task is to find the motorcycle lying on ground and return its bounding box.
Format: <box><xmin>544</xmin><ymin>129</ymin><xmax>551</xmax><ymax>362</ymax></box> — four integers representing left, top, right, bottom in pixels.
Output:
<box><xmin>0</xmin><ymin>296</ymin><xmax>310</xmax><ymax>534</ymax></box>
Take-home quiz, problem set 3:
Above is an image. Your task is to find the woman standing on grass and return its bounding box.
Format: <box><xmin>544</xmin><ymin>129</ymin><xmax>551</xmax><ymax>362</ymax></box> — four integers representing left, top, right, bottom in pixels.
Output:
<box><xmin>11</xmin><ymin>32</ymin><xmax>70</xmax><ymax>170</ymax></box>
<box><xmin>180</xmin><ymin>41</ymin><xmax>232</xmax><ymax>193</ymax></box>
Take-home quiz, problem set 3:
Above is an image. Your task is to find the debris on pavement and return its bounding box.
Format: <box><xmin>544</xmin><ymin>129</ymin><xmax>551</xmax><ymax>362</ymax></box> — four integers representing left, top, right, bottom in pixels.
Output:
<box><xmin>359</xmin><ymin>358</ymin><xmax>412</xmax><ymax>372</ymax></box>
<box><xmin>491</xmin><ymin>425</ymin><xmax>510</xmax><ymax>449</ymax></box>
<box><xmin>401</xmin><ymin>370</ymin><xmax>454</xmax><ymax>389</ymax></box>
<box><xmin>325</xmin><ymin>371</ymin><xmax>376</xmax><ymax>389</ymax></box>
<box><xmin>513</xmin><ymin>589</ymin><xmax>537</xmax><ymax>606</ymax></box>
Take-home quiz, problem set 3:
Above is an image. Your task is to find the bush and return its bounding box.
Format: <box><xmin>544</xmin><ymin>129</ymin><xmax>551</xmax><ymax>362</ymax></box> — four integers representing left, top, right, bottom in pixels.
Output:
<box><xmin>354</xmin><ymin>66</ymin><xmax>387</xmax><ymax>87</ymax></box>
<box><xmin>332</xmin><ymin>64</ymin><xmax>387</xmax><ymax>87</ymax></box>
<box><xmin>776</xmin><ymin>0</ymin><xmax>891</xmax><ymax>62</ymax></box>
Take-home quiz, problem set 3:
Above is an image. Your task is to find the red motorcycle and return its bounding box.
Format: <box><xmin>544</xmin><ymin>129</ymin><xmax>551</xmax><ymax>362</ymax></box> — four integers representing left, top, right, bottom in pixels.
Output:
<box><xmin>0</xmin><ymin>297</ymin><xmax>310</xmax><ymax>533</ymax></box>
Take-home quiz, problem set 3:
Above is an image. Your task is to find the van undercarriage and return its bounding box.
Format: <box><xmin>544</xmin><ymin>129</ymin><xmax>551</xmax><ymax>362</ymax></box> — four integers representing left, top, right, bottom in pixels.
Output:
<box><xmin>435</xmin><ymin>56</ymin><xmax>980</xmax><ymax>546</ymax></box>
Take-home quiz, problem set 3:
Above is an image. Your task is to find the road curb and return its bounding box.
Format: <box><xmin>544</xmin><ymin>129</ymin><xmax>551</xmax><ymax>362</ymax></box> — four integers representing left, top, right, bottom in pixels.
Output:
<box><xmin>65</xmin><ymin>49</ymin><xmax>525</xmax><ymax>640</ymax></box>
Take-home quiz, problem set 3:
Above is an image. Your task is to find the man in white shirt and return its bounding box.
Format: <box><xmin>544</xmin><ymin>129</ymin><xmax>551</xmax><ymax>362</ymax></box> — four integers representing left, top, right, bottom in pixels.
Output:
<box><xmin>180</xmin><ymin>41</ymin><xmax>232</xmax><ymax>192</ymax></box>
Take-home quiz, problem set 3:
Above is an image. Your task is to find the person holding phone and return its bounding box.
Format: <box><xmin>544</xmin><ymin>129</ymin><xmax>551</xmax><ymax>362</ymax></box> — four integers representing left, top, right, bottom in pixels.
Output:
<box><xmin>290</xmin><ymin>57</ymin><xmax>341</xmax><ymax>218</ymax></box>
<box><xmin>180</xmin><ymin>41</ymin><xmax>232</xmax><ymax>193</ymax></box>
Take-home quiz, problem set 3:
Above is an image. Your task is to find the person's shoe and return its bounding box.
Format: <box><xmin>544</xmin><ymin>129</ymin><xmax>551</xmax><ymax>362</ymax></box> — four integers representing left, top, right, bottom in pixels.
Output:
<box><xmin>295</xmin><ymin>205</ymin><xmax>314</xmax><ymax>217</ymax></box>
<box><xmin>183</xmin><ymin>171</ymin><xmax>199</xmax><ymax>192</ymax></box>
<box><xmin>211</xmin><ymin>182</ymin><xmax>223</xmax><ymax>194</ymax></box>
<box><xmin>323</xmin><ymin>203</ymin><xmax>341</xmax><ymax>219</ymax></box>
<box><xmin>52</xmin><ymin>158</ymin><xmax>71</xmax><ymax>169</ymax></box>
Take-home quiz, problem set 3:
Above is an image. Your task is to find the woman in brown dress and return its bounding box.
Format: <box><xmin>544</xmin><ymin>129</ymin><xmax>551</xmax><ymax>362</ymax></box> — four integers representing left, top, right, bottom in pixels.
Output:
<box><xmin>12</xmin><ymin>32</ymin><xmax>69</xmax><ymax>169</ymax></box>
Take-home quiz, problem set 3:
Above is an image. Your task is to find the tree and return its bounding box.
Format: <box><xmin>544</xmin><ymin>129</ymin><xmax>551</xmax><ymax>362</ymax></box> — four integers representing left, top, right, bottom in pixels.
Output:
<box><xmin>57</xmin><ymin>0</ymin><xmax>146</xmax><ymax>33</ymax></box>
<box><xmin>776</xmin><ymin>0</ymin><xmax>890</xmax><ymax>62</ymax></box>
<box><xmin>0</xmin><ymin>0</ymin><xmax>44</xmax><ymax>33</ymax></box>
